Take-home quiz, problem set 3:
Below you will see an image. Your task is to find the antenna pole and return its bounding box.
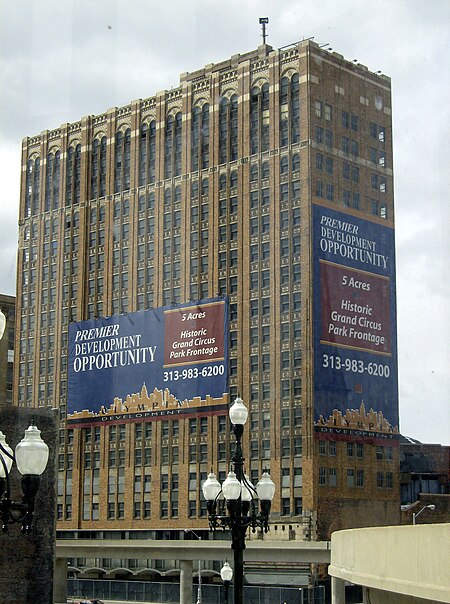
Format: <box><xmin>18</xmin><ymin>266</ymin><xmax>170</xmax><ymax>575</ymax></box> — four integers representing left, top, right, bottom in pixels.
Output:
<box><xmin>259</xmin><ymin>18</ymin><xmax>269</xmax><ymax>44</ymax></box>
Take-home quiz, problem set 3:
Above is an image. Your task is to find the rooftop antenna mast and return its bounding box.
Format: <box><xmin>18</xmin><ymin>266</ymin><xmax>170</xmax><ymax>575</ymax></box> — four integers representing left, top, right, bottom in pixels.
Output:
<box><xmin>259</xmin><ymin>17</ymin><xmax>269</xmax><ymax>44</ymax></box>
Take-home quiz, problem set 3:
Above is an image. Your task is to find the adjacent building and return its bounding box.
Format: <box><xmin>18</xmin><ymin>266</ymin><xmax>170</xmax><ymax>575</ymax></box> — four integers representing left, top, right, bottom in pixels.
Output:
<box><xmin>400</xmin><ymin>437</ymin><xmax>449</xmax><ymax>504</ymax></box>
<box><xmin>15</xmin><ymin>37</ymin><xmax>399</xmax><ymax>571</ymax></box>
<box><xmin>0</xmin><ymin>294</ymin><xmax>15</xmax><ymax>408</ymax></box>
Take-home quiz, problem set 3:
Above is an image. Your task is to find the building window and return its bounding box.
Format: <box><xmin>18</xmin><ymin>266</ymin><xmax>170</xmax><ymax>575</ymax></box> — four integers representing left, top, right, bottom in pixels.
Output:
<box><xmin>114</xmin><ymin>129</ymin><xmax>131</xmax><ymax>193</ymax></box>
<box><xmin>356</xmin><ymin>470</ymin><xmax>364</xmax><ymax>487</ymax></box>
<box><xmin>191</xmin><ymin>104</ymin><xmax>210</xmax><ymax>171</ymax></box>
<box><xmin>376</xmin><ymin>471</ymin><xmax>384</xmax><ymax>488</ymax></box>
<box><xmin>328</xmin><ymin>468</ymin><xmax>337</xmax><ymax>487</ymax></box>
<box><xmin>279</xmin><ymin>74</ymin><xmax>299</xmax><ymax>147</ymax></box>
<box><xmin>342</xmin><ymin>111</ymin><xmax>349</xmax><ymax>128</ymax></box>
<box><xmin>386</xmin><ymin>472</ymin><xmax>393</xmax><ymax>488</ymax></box>
<box><xmin>316</xmin><ymin>180</ymin><xmax>323</xmax><ymax>198</ymax></box>
<box><xmin>139</xmin><ymin>121</ymin><xmax>156</xmax><ymax>186</ymax></box>
<box><xmin>315</xmin><ymin>100</ymin><xmax>322</xmax><ymax>117</ymax></box>
<box><xmin>250</xmin><ymin>84</ymin><xmax>270</xmax><ymax>154</ymax></box>
<box><xmin>319</xmin><ymin>468</ymin><xmax>326</xmax><ymax>486</ymax></box>
<box><xmin>45</xmin><ymin>151</ymin><xmax>61</xmax><ymax>210</ymax></box>
<box><xmin>65</xmin><ymin>145</ymin><xmax>81</xmax><ymax>206</ymax></box>
<box><xmin>347</xmin><ymin>469</ymin><xmax>354</xmax><ymax>488</ymax></box>
<box><xmin>164</xmin><ymin>112</ymin><xmax>182</xmax><ymax>179</ymax></box>
<box><xmin>219</xmin><ymin>95</ymin><xmax>238</xmax><ymax>163</ymax></box>
<box><xmin>160</xmin><ymin>501</ymin><xmax>168</xmax><ymax>518</ymax></box>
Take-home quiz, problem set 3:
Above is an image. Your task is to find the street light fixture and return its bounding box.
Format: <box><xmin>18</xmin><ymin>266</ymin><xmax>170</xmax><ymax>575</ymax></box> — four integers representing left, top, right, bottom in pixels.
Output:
<box><xmin>220</xmin><ymin>562</ymin><xmax>233</xmax><ymax>604</ymax></box>
<box><xmin>0</xmin><ymin>423</ymin><xmax>49</xmax><ymax>533</ymax></box>
<box><xmin>413</xmin><ymin>504</ymin><xmax>436</xmax><ymax>525</ymax></box>
<box><xmin>184</xmin><ymin>529</ymin><xmax>203</xmax><ymax>604</ymax></box>
<box><xmin>202</xmin><ymin>397</ymin><xmax>275</xmax><ymax>604</ymax></box>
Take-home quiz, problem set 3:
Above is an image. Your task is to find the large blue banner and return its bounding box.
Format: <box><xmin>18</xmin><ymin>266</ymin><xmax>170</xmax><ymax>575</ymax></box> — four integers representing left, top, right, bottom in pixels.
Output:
<box><xmin>67</xmin><ymin>298</ymin><xmax>228</xmax><ymax>427</ymax></box>
<box><xmin>313</xmin><ymin>204</ymin><xmax>399</xmax><ymax>443</ymax></box>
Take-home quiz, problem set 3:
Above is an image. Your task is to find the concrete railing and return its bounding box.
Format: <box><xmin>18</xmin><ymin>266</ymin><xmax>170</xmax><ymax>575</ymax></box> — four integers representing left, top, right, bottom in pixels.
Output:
<box><xmin>329</xmin><ymin>523</ymin><xmax>450</xmax><ymax>603</ymax></box>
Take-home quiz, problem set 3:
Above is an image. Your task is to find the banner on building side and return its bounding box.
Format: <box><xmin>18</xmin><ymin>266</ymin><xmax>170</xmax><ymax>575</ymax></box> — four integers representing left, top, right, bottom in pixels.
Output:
<box><xmin>67</xmin><ymin>298</ymin><xmax>228</xmax><ymax>427</ymax></box>
<box><xmin>313</xmin><ymin>203</ymin><xmax>399</xmax><ymax>443</ymax></box>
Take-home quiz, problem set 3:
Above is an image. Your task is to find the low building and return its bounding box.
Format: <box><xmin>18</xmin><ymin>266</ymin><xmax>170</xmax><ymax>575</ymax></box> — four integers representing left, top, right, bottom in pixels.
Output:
<box><xmin>0</xmin><ymin>293</ymin><xmax>15</xmax><ymax>408</ymax></box>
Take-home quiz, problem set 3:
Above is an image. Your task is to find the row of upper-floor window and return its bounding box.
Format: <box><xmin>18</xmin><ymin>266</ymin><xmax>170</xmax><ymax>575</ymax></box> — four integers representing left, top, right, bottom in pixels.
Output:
<box><xmin>319</xmin><ymin>440</ymin><xmax>394</xmax><ymax>460</ymax></box>
<box><xmin>24</xmin><ymin>84</ymin><xmax>300</xmax><ymax>213</ymax></box>
<box><xmin>26</xmin><ymin>114</ymin><xmax>387</xmax><ymax>218</ymax></box>
<box><xmin>56</xmin><ymin>412</ymin><xmax>278</xmax><ymax>460</ymax></box>
<box><xmin>315</xmin><ymin>180</ymin><xmax>389</xmax><ymax>218</ymax></box>
<box><xmin>61</xmin><ymin>425</ymin><xmax>305</xmax><ymax>471</ymax></box>
<box><xmin>315</xmin><ymin>101</ymin><xmax>387</xmax><ymax>140</ymax></box>
<box><xmin>319</xmin><ymin>467</ymin><xmax>394</xmax><ymax>489</ymax></box>
<box><xmin>23</xmin><ymin>150</ymin><xmax>297</xmax><ymax>222</ymax></box>
<box><xmin>315</xmin><ymin>128</ymin><xmax>389</xmax><ymax>167</ymax></box>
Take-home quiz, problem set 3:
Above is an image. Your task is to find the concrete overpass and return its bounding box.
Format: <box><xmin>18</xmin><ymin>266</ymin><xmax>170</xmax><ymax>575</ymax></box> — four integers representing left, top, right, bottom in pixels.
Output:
<box><xmin>54</xmin><ymin>538</ymin><xmax>331</xmax><ymax>604</ymax></box>
<box><xmin>329</xmin><ymin>523</ymin><xmax>450</xmax><ymax>604</ymax></box>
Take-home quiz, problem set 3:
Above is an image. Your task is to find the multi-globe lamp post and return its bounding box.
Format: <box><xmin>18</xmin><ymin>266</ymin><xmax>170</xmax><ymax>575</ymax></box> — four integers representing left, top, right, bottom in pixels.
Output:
<box><xmin>0</xmin><ymin>308</ymin><xmax>49</xmax><ymax>533</ymax></box>
<box><xmin>202</xmin><ymin>397</ymin><xmax>275</xmax><ymax>604</ymax></box>
<box><xmin>0</xmin><ymin>423</ymin><xmax>49</xmax><ymax>533</ymax></box>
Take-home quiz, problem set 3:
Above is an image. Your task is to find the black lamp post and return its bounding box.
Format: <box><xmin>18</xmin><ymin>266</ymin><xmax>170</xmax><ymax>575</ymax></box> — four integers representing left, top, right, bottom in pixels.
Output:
<box><xmin>220</xmin><ymin>562</ymin><xmax>233</xmax><ymax>604</ymax></box>
<box><xmin>202</xmin><ymin>397</ymin><xmax>275</xmax><ymax>604</ymax></box>
<box><xmin>0</xmin><ymin>423</ymin><xmax>49</xmax><ymax>533</ymax></box>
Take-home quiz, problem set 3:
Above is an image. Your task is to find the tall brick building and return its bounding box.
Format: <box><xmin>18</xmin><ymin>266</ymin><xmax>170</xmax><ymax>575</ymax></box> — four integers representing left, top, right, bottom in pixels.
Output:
<box><xmin>14</xmin><ymin>38</ymin><xmax>399</xmax><ymax>567</ymax></box>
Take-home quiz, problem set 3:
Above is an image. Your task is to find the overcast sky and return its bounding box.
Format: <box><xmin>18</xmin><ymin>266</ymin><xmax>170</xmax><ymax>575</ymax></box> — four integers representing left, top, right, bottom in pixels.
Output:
<box><xmin>0</xmin><ymin>0</ymin><xmax>448</xmax><ymax>444</ymax></box>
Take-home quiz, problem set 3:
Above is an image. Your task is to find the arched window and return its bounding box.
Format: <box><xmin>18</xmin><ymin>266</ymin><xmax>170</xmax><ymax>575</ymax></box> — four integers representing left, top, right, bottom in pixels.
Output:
<box><xmin>165</xmin><ymin>112</ymin><xmax>182</xmax><ymax>179</ymax></box>
<box><xmin>292</xmin><ymin>153</ymin><xmax>300</xmax><ymax>172</ymax></box>
<box><xmin>66</xmin><ymin>144</ymin><xmax>81</xmax><ymax>206</ymax></box>
<box><xmin>191</xmin><ymin>181</ymin><xmax>199</xmax><ymax>198</ymax></box>
<box><xmin>219</xmin><ymin>174</ymin><xmax>227</xmax><ymax>191</ymax></box>
<box><xmin>261</xmin><ymin>161</ymin><xmax>270</xmax><ymax>179</ymax></box>
<box><xmin>45</xmin><ymin>152</ymin><xmax>60</xmax><ymax>211</ymax></box>
<box><xmin>164</xmin><ymin>188</ymin><xmax>172</xmax><ymax>206</ymax></box>
<box><xmin>250</xmin><ymin>165</ymin><xmax>259</xmax><ymax>182</ymax></box>
<box><xmin>139</xmin><ymin>121</ymin><xmax>156</xmax><ymax>186</ymax></box>
<box><xmin>174</xmin><ymin>185</ymin><xmax>181</xmax><ymax>202</ymax></box>
<box><xmin>91</xmin><ymin>136</ymin><xmax>107</xmax><ymax>199</ymax></box>
<box><xmin>191</xmin><ymin>104</ymin><xmax>210</xmax><ymax>172</ymax></box>
<box><xmin>230</xmin><ymin>170</ymin><xmax>238</xmax><ymax>189</ymax></box>
<box><xmin>219</xmin><ymin>95</ymin><xmax>238</xmax><ymax>164</ymax></box>
<box><xmin>201</xmin><ymin>178</ymin><xmax>209</xmax><ymax>196</ymax></box>
<box><xmin>114</xmin><ymin>129</ymin><xmax>131</xmax><ymax>193</ymax></box>
<box><xmin>291</xmin><ymin>74</ymin><xmax>300</xmax><ymax>144</ymax></box>
<box><xmin>250</xmin><ymin>84</ymin><xmax>270</xmax><ymax>155</ymax></box>
<box><xmin>279</xmin><ymin>74</ymin><xmax>300</xmax><ymax>147</ymax></box>
<box><xmin>280</xmin><ymin>156</ymin><xmax>289</xmax><ymax>175</ymax></box>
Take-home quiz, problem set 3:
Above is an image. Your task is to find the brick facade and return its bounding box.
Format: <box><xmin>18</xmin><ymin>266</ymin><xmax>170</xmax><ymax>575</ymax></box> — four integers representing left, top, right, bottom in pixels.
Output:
<box><xmin>14</xmin><ymin>40</ymin><xmax>398</xmax><ymax>550</ymax></box>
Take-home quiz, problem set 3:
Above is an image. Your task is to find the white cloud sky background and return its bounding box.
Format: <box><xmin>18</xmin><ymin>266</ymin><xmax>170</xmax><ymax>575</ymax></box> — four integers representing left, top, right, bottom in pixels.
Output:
<box><xmin>0</xmin><ymin>0</ymin><xmax>448</xmax><ymax>444</ymax></box>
